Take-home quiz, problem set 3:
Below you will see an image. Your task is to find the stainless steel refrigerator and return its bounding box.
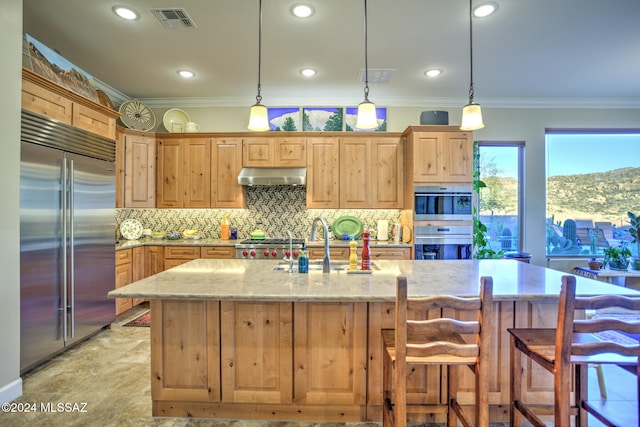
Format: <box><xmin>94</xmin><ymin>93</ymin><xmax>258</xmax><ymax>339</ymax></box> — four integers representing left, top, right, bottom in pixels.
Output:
<box><xmin>20</xmin><ymin>110</ymin><xmax>116</xmax><ymax>373</ymax></box>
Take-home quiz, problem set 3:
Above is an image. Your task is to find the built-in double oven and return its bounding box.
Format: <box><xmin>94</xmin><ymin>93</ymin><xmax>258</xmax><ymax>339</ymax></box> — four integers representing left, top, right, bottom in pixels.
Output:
<box><xmin>414</xmin><ymin>185</ymin><xmax>473</xmax><ymax>260</ymax></box>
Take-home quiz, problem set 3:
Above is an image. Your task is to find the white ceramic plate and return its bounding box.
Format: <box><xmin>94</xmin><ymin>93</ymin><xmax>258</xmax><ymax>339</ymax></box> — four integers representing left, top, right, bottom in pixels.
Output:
<box><xmin>120</xmin><ymin>219</ymin><xmax>144</xmax><ymax>240</ymax></box>
<box><xmin>182</xmin><ymin>234</ymin><xmax>201</xmax><ymax>240</ymax></box>
<box><xmin>162</xmin><ymin>108</ymin><xmax>191</xmax><ymax>133</ymax></box>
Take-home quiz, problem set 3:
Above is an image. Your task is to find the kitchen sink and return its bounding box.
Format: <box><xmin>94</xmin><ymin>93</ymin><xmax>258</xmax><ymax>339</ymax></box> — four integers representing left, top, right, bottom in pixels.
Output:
<box><xmin>272</xmin><ymin>259</ymin><xmax>379</xmax><ymax>272</ymax></box>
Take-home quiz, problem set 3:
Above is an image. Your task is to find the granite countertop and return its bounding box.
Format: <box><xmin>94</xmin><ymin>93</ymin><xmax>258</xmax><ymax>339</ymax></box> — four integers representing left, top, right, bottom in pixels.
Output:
<box><xmin>116</xmin><ymin>238</ymin><xmax>411</xmax><ymax>250</ymax></box>
<box><xmin>108</xmin><ymin>259</ymin><xmax>639</xmax><ymax>302</ymax></box>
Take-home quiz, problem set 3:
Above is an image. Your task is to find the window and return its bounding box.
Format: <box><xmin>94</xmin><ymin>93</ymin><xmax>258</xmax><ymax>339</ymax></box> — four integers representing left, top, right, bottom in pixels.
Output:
<box><xmin>477</xmin><ymin>141</ymin><xmax>525</xmax><ymax>253</ymax></box>
<box><xmin>545</xmin><ymin>130</ymin><xmax>640</xmax><ymax>257</ymax></box>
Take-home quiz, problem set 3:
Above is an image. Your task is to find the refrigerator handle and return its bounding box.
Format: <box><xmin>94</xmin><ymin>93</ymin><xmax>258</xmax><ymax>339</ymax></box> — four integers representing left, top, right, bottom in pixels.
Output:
<box><xmin>61</xmin><ymin>157</ymin><xmax>68</xmax><ymax>341</ymax></box>
<box><xmin>69</xmin><ymin>159</ymin><xmax>75</xmax><ymax>338</ymax></box>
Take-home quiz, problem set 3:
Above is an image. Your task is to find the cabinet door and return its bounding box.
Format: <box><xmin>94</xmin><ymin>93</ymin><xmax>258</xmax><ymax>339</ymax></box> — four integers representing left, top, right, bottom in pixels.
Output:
<box><xmin>145</xmin><ymin>246</ymin><xmax>164</xmax><ymax>277</ymax></box>
<box><xmin>72</xmin><ymin>104</ymin><xmax>116</xmax><ymax>140</ymax></box>
<box><xmin>243</xmin><ymin>138</ymin><xmax>274</xmax><ymax>167</ymax></box>
<box><xmin>21</xmin><ymin>79</ymin><xmax>73</xmax><ymax>124</ymax></box>
<box><xmin>412</xmin><ymin>132</ymin><xmax>443</xmax><ymax>183</ymax></box>
<box><xmin>294</xmin><ymin>302</ymin><xmax>367</xmax><ymax>405</ymax></box>
<box><xmin>306</xmin><ymin>137</ymin><xmax>339</xmax><ymax>208</ymax></box>
<box><xmin>151</xmin><ymin>300</ymin><xmax>220</xmax><ymax>402</ymax></box>
<box><xmin>371</xmin><ymin>137</ymin><xmax>403</xmax><ymax>208</ymax></box>
<box><xmin>275</xmin><ymin>137</ymin><xmax>306</xmax><ymax>166</ymax></box>
<box><xmin>221</xmin><ymin>301</ymin><xmax>293</xmax><ymax>404</ymax></box>
<box><xmin>124</xmin><ymin>131</ymin><xmax>156</xmax><ymax>208</ymax></box>
<box><xmin>442</xmin><ymin>132</ymin><xmax>473</xmax><ymax>182</ymax></box>
<box><xmin>156</xmin><ymin>139</ymin><xmax>183</xmax><ymax>207</ymax></box>
<box><xmin>115</xmin><ymin>129</ymin><xmax>125</xmax><ymax>208</ymax></box>
<box><xmin>212</xmin><ymin>138</ymin><xmax>245</xmax><ymax>208</ymax></box>
<box><xmin>132</xmin><ymin>247</ymin><xmax>145</xmax><ymax>306</ymax></box>
<box><xmin>115</xmin><ymin>253</ymin><xmax>133</xmax><ymax>315</ymax></box>
<box><xmin>183</xmin><ymin>138</ymin><xmax>211</xmax><ymax>207</ymax></box>
<box><xmin>339</xmin><ymin>137</ymin><xmax>371</xmax><ymax>208</ymax></box>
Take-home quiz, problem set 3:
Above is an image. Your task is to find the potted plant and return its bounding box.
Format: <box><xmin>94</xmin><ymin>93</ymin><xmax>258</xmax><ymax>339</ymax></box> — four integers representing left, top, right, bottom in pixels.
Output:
<box><xmin>628</xmin><ymin>211</ymin><xmax>640</xmax><ymax>270</ymax></box>
<box><xmin>603</xmin><ymin>244</ymin><xmax>632</xmax><ymax>271</ymax></box>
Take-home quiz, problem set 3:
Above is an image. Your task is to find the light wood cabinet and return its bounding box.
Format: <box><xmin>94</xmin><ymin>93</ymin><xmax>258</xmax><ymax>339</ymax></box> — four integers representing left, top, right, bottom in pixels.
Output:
<box><xmin>116</xmin><ymin>128</ymin><xmax>156</xmax><ymax>208</ymax></box>
<box><xmin>156</xmin><ymin>138</ymin><xmax>211</xmax><ymax>208</ymax></box>
<box><xmin>293</xmin><ymin>302</ymin><xmax>367</xmax><ymax>406</ymax></box>
<box><xmin>306</xmin><ymin>137</ymin><xmax>340</xmax><ymax>208</ymax></box>
<box><xmin>164</xmin><ymin>246</ymin><xmax>200</xmax><ymax>270</ymax></box>
<box><xmin>221</xmin><ymin>301</ymin><xmax>293</xmax><ymax>404</ymax></box>
<box><xmin>407</xmin><ymin>128</ymin><xmax>473</xmax><ymax>185</ymax></box>
<box><xmin>131</xmin><ymin>247</ymin><xmax>146</xmax><ymax>306</ymax></box>
<box><xmin>115</xmin><ymin>249</ymin><xmax>133</xmax><ymax>315</ymax></box>
<box><xmin>201</xmin><ymin>246</ymin><xmax>236</xmax><ymax>259</ymax></box>
<box><xmin>338</xmin><ymin>137</ymin><xmax>403</xmax><ymax>209</ymax></box>
<box><xmin>145</xmin><ymin>246</ymin><xmax>164</xmax><ymax>277</ymax></box>
<box><xmin>307</xmin><ymin>246</ymin><xmax>410</xmax><ymax>261</ymax></box>
<box><xmin>151</xmin><ymin>299</ymin><xmax>220</xmax><ymax>402</ymax></box>
<box><xmin>22</xmin><ymin>68</ymin><xmax>118</xmax><ymax>140</ymax></box>
<box><xmin>243</xmin><ymin>137</ymin><xmax>306</xmax><ymax>167</ymax></box>
<box><xmin>212</xmin><ymin>138</ymin><xmax>245</xmax><ymax>208</ymax></box>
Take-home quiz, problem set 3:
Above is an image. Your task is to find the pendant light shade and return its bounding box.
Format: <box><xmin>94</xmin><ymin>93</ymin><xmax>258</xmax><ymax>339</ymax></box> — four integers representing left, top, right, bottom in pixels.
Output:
<box><xmin>355</xmin><ymin>0</ymin><xmax>378</xmax><ymax>130</ymax></box>
<box><xmin>460</xmin><ymin>0</ymin><xmax>485</xmax><ymax>131</ymax></box>
<box><xmin>248</xmin><ymin>0</ymin><xmax>269</xmax><ymax>131</ymax></box>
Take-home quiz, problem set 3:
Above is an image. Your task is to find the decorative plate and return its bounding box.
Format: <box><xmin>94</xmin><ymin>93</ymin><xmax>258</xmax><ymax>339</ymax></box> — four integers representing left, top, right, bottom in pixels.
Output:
<box><xmin>163</xmin><ymin>108</ymin><xmax>191</xmax><ymax>132</ymax></box>
<box><xmin>119</xmin><ymin>99</ymin><xmax>156</xmax><ymax>131</ymax></box>
<box><xmin>120</xmin><ymin>219</ymin><xmax>144</xmax><ymax>240</ymax></box>
<box><xmin>332</xmin><ymin>216</ymin><xmax>364</xmax><ymax>240</ymax></box>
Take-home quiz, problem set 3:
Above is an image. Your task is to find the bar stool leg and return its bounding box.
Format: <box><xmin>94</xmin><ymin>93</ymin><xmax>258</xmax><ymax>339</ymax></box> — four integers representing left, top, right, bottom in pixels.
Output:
<box><xmin>510</xmin><ymin>335</ymin><xmax>522</xmax><ymax>427</ymax></box>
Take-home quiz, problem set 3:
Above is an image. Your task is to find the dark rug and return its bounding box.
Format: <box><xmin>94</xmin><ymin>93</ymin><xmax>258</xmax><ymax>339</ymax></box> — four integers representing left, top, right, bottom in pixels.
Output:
<box><xmin>123</xmin><ymin>310</ymin><xmax>150</xmax><ymax>327</ymax></box>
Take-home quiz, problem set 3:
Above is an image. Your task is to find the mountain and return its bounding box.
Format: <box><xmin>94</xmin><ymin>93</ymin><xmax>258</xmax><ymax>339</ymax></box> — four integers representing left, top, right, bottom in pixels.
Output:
<box><xmin>481</xmin><ymin>167</ymin><xmax>640</xmax><ymax>226</ymax></box>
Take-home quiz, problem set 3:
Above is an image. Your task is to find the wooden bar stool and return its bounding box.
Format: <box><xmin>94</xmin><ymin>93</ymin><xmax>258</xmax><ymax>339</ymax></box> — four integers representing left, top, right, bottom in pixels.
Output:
<box><xmin>382</xmin><ymin>275</ymin><xmax>493</xmax><ymax>427</ymax></box>
<box><xmin>508</xmin><ymin>275</ymin><xmax>640</xmax><ymax>427</ymax></box>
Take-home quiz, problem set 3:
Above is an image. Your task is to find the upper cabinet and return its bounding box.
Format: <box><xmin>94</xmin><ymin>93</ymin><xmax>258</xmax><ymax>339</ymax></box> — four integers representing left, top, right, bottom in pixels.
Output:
<box><xmin>243</xmin><ymin>137</ymin><xmax>307</xmax><ymax>167</ymax></box>
<box><xmin>21</xmin><ymin>69</ymin><xmax>118</xmax><ymax>140</ymax></box>
<box><xmin>212</xmin><ymin>138</ymin><xmax>246</xmax><ymax>208</ymax></box>
<box><xmin>339</xmin><ymin>136</ymin><xmax>403</xmax><ymax>209</ymax></box>
<box><xmin>406</xmin><ymin>127</ymin><xmax>472</xmax><ymax>185</ymax></box>
<box><xmin>306</xmin><ymin>135</ymin><xmax>403</xmax><ymax>209</ymax></box>
<box><xmin>156</xmin><ymin>137</ymin><xmax>211</xmax><ymax>208</ymax></box>
<box><xmin>116</xmin><ymin>127</ymin><xmax>156</xmax><ymax>208</ymax></box>
<box><xmin>306</xmin><ymin>137</ymin><xmax>340</xmax><ymax>208</ymax></box>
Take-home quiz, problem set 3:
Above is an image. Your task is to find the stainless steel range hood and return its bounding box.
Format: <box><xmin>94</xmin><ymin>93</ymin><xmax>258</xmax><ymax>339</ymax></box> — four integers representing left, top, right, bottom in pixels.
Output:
<box><xmin>238</xmin><ymin>167</ymin><xmax>306</xmax><ymax>186</ymax></box>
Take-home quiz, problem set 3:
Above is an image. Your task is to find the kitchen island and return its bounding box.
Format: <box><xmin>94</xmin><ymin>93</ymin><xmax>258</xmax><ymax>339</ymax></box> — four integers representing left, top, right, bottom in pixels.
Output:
<box><xmin>109</xmin><ymin>259</ymin><xmax>638</xmax><ymax>423</ymax></box>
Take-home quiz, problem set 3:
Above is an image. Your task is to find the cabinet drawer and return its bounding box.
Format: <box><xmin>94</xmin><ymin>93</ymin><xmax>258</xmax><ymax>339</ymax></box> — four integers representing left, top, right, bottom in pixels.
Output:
<box><xmin>307</xmin><ymin>247</ymin><xmax>349</xmax><ymax>260</ymax></box>
<box><xmin>116</xmin><ymin>249</ymin><xmax>132</xmax><ymax>265</ymax></box>
<box><xmin>368</xmin><ymin>247</ymin><xmax>410</xmax><ymax>260</ymax></box>
<box><xmin>201</xmin><ymin>246</ymin><xmax>236</xmax><ymax>259</ymax></box>
<box><xmin>164</xmin><ymin>246</ymin><xmax>201</xmax><ymax>259</ymax></box>
<box><xmin>163</xmin><ymin>258</ymin><xmax>193</xmax><ymax>270</ymax></box>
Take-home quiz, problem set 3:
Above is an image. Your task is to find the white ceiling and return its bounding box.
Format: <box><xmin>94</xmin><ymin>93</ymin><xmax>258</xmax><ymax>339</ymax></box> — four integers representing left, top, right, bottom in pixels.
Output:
<box><xmin>23</xmin><ymin>0</ymin><xmax>640</xmax><ymax>109</ymax></box>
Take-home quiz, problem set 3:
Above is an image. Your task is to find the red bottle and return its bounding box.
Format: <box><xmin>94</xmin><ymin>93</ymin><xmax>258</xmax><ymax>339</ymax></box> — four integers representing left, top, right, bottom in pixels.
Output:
<box><xmin>361</xmin><ymin>230</ymin><xmax>371</xmax><ymax>270</ymax></box>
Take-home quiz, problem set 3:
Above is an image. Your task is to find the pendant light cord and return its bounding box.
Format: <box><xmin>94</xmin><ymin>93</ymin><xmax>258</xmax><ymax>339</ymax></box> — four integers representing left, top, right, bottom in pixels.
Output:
<box><xmin>256</xmin><ymin>0</ymin><xmax>263</xmax><ymax>104</ymax></box>
<box><xmin>363</xmin><ymin>0</ymin><xmax>370</xmax><ymax>101</ymax></box>
<box><xmin>468</xmin><ymin>0</ymin><xmax>475</xmax><ymax>103</ymax></box>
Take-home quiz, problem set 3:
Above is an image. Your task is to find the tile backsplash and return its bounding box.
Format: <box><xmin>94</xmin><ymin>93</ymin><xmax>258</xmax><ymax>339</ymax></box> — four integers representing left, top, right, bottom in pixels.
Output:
<box><xmin>116</xmin><ymin>186</ymin><xmax>400</xmax><ymax>240</ymax></box>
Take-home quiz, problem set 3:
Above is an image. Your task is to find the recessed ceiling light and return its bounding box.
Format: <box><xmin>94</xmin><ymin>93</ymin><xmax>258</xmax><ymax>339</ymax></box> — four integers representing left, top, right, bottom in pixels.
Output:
<box><xmin>112</xmin><ymin>5</ymin><xmax>139</xmax><ymax>20</ymax></box>
<box><xmin>291</xmin><ymin>4</ymin><xmax>315</xmax><ymax>18</ymax></box>
<box><xmin>424</xmin><ymin>69</ymin><xmax>442</xmax><ymax>78</ymax></box>
<box><xmin>177</xmin><ymin>70</ymin><xmax>195</xmax><ymax>78</ymax></box>
<box><xmin>300</xmin><ymin>68</ymin><xmax>317</xmax><ymax>77</ymax></box>
<box><xmin>473</xmin><ymin>2</ymin><xmax>498</xmax><ymax>18</ymax></box>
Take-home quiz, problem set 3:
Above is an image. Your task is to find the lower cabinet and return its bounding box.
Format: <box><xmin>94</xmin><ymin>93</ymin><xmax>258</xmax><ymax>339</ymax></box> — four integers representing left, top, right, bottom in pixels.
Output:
<box><xmin>163</xmin><ymin>246</ymin><xmax>200</xmax><ymax>270</ymax></box>
<box><xmin>115</xmin><ymin>247</ymin><xmax>149</xmax><ymax>314</ymax></box>
<box><xmin>307</xmin><ymin>246</ymin><xmax>410</xmax><ymax>260</ymax></box>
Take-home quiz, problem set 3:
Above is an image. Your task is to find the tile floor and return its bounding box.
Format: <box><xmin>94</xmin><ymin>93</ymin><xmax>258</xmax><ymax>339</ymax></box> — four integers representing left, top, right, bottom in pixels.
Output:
<box><xmin>0</xmin><ymin>305</ymin><xmax>635</xmax><ymax>427</ymax></box>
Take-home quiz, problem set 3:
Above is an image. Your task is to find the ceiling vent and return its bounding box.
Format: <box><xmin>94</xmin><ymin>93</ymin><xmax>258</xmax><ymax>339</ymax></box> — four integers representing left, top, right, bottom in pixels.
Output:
<box><xmin>150</xmin><ymin>8</ymin><xmax>197</xmax><ymax>29</ymax></box>
<box><xmin>358</xmin><ymin>68</ymin><xmax>396</xmax><ymax>84</ymax></box>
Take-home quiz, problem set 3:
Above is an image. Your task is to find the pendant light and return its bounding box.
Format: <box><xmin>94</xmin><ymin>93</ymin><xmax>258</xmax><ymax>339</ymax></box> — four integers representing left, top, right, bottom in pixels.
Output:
<box><xmin>355</xmin><ymin>0</ymin><xmax>378</xmax><ymax>130</ymax></box>
<box><xmin>248</xmin><ymin>0</ymin><xmax>269</xmax><ymax>131</ymax></box>
<box><xmin>460</xmin><ymin>0</ymin><xmax>485</xmax><ymax>131</ymax></box>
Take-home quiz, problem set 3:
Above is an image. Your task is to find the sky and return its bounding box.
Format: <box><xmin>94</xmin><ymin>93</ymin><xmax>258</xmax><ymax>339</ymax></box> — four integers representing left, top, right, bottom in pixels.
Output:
<box><xmin>480</xmin><ymin>133</ymin><xmax>640</xmax><ymax>178</ymax></box>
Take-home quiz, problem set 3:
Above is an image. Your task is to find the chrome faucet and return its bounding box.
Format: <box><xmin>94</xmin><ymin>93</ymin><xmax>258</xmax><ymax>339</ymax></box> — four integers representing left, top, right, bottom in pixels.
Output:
<box><xmin>310</xmin><ymin>217</ymin><xmax>331</xmax><ymax>273</ymax></box>
<box><xmin>286</xmin><ymin>230</ymin><xmax>294</xmax><ymax>273</ymax></box>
